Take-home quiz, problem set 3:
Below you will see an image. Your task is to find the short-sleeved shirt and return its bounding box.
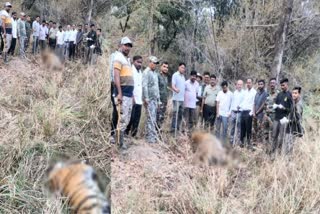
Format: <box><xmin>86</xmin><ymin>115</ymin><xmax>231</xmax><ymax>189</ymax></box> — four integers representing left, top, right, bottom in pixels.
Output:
<box><xmin>11</xmin><ymin>18</ymin><xmax>17</xmax><ymax>38</ymax></box>
<box><xmin>39</xmin><ymin>25</ymin><xmax>48</xmax><ymax>40</ymax></box>
<box><xmin>113</xmin><ymin>51</ymin><xmax>133</xmax><ymax>97</ymax></box>
<box><xmin>184</xmin><ymin>79</ymin><xmax>199</xmax><ymax>109</ymax></box>
<box><xmin>56</xmin><ymin>30</ymin><xmax>64</xmax><ymax>45</ymax></box>
<box><xmin>216</xmin><ymin>90</ymin><xmax>233</xmax><ymax>117</ymax></box>
<box><xmin>254</xmin><ymin>89</ymin><xmax>268</xmax><ymax>120</ymax></box>
<box><xmin>230</xmin><ymin>89</ymin><xmax>244</xmax><ymax>111</ymax></box>
<box><xmin>171</xmin><ymin>71</ymin><xmax>186</xmax><ymax>101</ymax></box>
<box><xmin>49</xmin><ymin>27</ymin><xmax>58</xmax><ymax>39</ymax></box>
<box><xmin>203</xmin><ymin>84</ymin><xmax>220</xmax><ymax>107</ymax></box>
<box><xmin>0</xmin><ymin>10</ymin><xmax>12</xmax><ymax>34</ymax></box>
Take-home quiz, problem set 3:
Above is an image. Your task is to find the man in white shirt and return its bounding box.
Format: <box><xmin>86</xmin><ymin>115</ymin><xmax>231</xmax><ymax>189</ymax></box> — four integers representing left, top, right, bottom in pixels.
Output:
<box><xmin>63</xmin><ymin>25</ymin><xmax>71</xmax><ymax>59</ymax></box>
<box><xmin>230</xmin><ymin>79</ymin><xmax>244</xmax><ymax>145</ymax></box>
<box><xmin>8</xmin><ymin>11</ymin><xmax>17</xmax><ymax>55</ymax></box>
<box><xmin>55</xmin><ymin>25</ymin><xmax>64</xmax><ymax>62</ymax></box>
<box><xmin>216</xmin><ymin>81</ymin><xmax>233</xmax><ymax>144</ymax></box>
<box><xmin>239</xmin><ymin>78</ymin><xmax>257</xmax><ymax>149</ymax></box>
<box><xmin>39</xmin><ymin>20</ymin><xmax>48</xmax><ymax>52</ymax></box>
<box><xmin>68</xmin><ymin>24</ymin><xmax>77</xmax><ymax>61</ymax></box>
<box><xmin>125</xmin><ymin>55</ymin><xmax>143</xmax><ymax>138</ymax></box>
<box><xmin>0</xmin><ymin>2</ymin><xmax>13</xmax><ymax>63</ymax></box>
<box><xmin>32</xmin><ymin>15</ymin><xmax>40</xmax><ymax>54</ymax></box>
<box><xmin>184</xmin><ymin>70</ymin><xmax>199</xmax><ymax>131</ymax></box>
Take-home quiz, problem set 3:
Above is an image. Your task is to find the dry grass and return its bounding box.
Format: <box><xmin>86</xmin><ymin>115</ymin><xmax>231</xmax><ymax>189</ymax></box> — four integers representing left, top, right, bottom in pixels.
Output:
<box><xmin>112</xmin><ymin>111</ymin><xmax>320</xmax><ymax>213</ymax></box>
<box><xmin>0</xmin><ymin>56</ymin><xmax>111</xmax><ymax>213</ymax></box>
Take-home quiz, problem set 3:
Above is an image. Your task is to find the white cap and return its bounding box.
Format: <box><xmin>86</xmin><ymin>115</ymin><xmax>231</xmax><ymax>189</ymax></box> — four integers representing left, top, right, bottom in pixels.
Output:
<box><xmin>149</xmin><ymin>56</ymin><xmax>159</xmax><ymax>64</ymax></box>
<box><xmin>5</xmin><ymin>2</ymin><xmax>12</xmax><ymax>7</ymax></box>
<box><xmin>120</xmin><ymin>37</ymin><xmax>133</xmax><ymax>47</ymax></box>
<box><xmin>20</xmin><ymin>12</ymin><xmax>26</xmax><ymax>16</ymax></box>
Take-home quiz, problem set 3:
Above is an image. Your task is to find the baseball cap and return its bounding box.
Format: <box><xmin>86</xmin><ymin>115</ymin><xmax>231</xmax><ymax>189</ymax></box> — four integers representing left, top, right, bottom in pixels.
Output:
<box><xmin>20</xmin><ymin>12</ymin><xmax>26</xmax><ymax>16</ymax></box>
<box><xmin>120</xmin><ymin>37</ymin><xmax>133</xmax><ymax>47</ymax></box>
<box><xmin>5</xmin><ymin>2</ymin><xmax>12</xmax><ymax>7</ymax></box>
<box><xmin>149</xmin><ymin>56</ymin><xmax>159</xmax><ymax>64</ymax></box>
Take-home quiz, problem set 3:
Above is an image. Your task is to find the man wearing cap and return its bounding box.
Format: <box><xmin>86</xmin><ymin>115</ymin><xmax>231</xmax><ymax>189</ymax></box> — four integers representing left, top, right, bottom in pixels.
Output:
<box><xmin>0</xmin><ymin>2</ymin><xmax>13</xmax><ymax>62</ymax></box>
<box><xmin>32</xmin><ymin>15</ymin><xmax>40</xmax><ymax>54</ymax></box>
<box><xmin>270</xmin><ymin>78</ymin><xmax>293</xmax><ymax>154</ymax></box>
<box><xmin>156</xmin><ymin>61</ymin><xmax>169</xmax><ymax>129</ymax></box>
<box><xmin>143</xmin><ymin>56</ymin><xmax>161</xmax><ymax>144</ymax></box>
<box><xmin>112</xmin><ymin>36</ymin><xmax>134</xmax><ymax>149</ymax></box>
<box><xmin>17</xmin><ymin>12</ymin><xmax>26</xmax><ymax>58</ymax></box>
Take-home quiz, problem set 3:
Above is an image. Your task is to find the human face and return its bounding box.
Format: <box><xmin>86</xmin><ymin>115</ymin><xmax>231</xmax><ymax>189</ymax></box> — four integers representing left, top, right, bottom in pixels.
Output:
<box><xmin>133</xmin><ymin>58</ymin><xmax>143</xmax><ymax>70</ymax></box>
<box><xmin>196</xmin><ymin>76</ymin><xmax>202</xmax><ymax>83</ymax></box>
<box><xmin>36</xmin><ymin>17</ymin><xmax>40</xmax><ymax>22</ymax></box>
<box><xmin>258</xmin><ymin>81</ymin><xmax>265</xmax><ymax>91</ymax></box>
<box><xmin>5</xmin><ymin>6</ymin><xmax>11</xmax><ymax>12</ymax></box>
<box><xmin>149</xmin><ymin>62</ymin><xmax>158</xmax><ymax>71</ymax></box>
<box><xmin>222</xmin><ymin>85</ymin><xmax>228</xmax><ymax>93</ymax></box>
<box><xmin>246</xmin><ymin>79</ymin><xmax>253</xmax><ymax>89</ymax></box>
<box><xmin>12</xmin><ymin>14</ymin><xmax>17</xmax><ymax>19</ymax></box>
<box><xmin>210</xmin><ymin>77</ymin><xmax>216</xmax><ymax>86</ymax></box>
<box><xmin>269</xmin><ymin>79</ymin><xmax>276</xmax><ymax>90</ymax></box>
<box><xmin>190</xmin><ymin>75</ymin><xmax>196</xmax><ymax>83</ymax></box>
<box><xmin>178</xmin><ymin>64</ymin><xmax>185</xmax><ymax>74</ymax></box>
<box><xmin>280</xmin><ymin>82</ymin><xmax>288</xmax><ymax>92</ymax></box>
<box><xmin>236</xmin><ymin>80</ymin><xmax>243</xmax><ymax>90</ymax></box>
<box><xmin>204</xmin><ymin>75</ymin><xmax>210</xmax><ymax>85</ymax></box>
<box><xmin>27</xmin><ymin>16</ymin><xmax>31</xmax><ymax>21</ymax></box>
<box><xmin>161</xmin><ymin>63</ymin><xmax>169</xmax><ymax>74</ymax></box>
<box><xmin>121</xmin><ymin>44</ymin><xmax>131</xmax><ymax>56</ymax></box>
<box><xmin>292</xmin><ymin>90</ymin><xmax>300</xmax><ymax>101</ymax></box>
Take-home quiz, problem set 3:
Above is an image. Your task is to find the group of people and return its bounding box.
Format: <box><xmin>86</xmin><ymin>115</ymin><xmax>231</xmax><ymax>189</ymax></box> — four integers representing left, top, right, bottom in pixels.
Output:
<box><xmin>0</xmin><ymin>2</ymin><xmax>103</xmax><ymax>65</ymax></box>
<box><xmin>110</xmin><ymin>37</ymin><xmax>304</xmax><ymax>155</ymax></box>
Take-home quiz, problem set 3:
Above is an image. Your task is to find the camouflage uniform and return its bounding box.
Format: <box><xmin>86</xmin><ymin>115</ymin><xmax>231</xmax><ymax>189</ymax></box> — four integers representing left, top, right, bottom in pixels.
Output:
<box><xmin>143</xmin><ymin>67</ymin><xmax>160</xmax><ymax>143</ymax></box>
<box><xmin>263</xmin><ymin>90</ymin><xmax>279</xmax><ymax>145</ymax></box>
<box><xmin>116</xmin><ymin>96</ymin><xmax>133</xmax><ymax>142</ymax></box>
<box><xmin>156</xmin><ymin>72</ymin><xmax>168</xmax><ymax>128</ymax></box>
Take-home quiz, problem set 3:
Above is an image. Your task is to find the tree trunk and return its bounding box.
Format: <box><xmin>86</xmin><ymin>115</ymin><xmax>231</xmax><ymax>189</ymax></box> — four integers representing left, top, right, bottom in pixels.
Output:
<box><xmin>149</xmin><ymin>0</ymin><xmax>155</xmax><ymax>55</ymax></box>
<box><xmin>271</xmin><ymin>0</ymin><xmax>294</xmax><ymax>82</ymax></box>
<box><xmin>87</xmin><ymin>0</ymin><xmax>94</xmax><ymax>24</ymax></box>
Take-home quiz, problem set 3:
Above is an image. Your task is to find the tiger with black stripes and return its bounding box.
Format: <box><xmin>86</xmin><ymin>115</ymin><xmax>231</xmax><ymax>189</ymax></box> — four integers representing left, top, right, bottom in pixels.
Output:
<box><xmin>46</xmin><ymin>160</ymin><xmax>111</xmax><ymax>214</ymax></box>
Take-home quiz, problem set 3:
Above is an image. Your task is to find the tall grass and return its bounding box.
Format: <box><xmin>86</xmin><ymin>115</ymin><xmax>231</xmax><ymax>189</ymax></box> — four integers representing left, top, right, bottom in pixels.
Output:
<box><xmin>0</xmin><ymin>57</ymin><xmax>111</xmax><ymax>213</ymax></box>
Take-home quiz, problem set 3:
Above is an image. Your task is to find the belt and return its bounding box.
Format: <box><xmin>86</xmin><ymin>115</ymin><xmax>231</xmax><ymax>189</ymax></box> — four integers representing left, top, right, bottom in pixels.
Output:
<box><xmin>232</xmin><ymin>110</ymin><xmax>241</xmax><ymax>113</ymax></box>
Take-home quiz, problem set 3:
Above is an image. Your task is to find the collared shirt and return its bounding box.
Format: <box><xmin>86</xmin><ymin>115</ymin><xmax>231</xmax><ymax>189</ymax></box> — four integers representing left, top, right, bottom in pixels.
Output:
<box><xmin>203</xmin><ymin>84</ymin><xmax>220</xmax><ymax>107</ymax></box>
<box><xmin>254</xmin><ymin>89</ymin><xmax>268</xmax><ymax>120</ymax></box>
<box><xmin>32</xmin><ymin>20</ymin><xmax>40</xmax><ymax>37</ymax></box>
<box><xmin>142</xmin><ymin>67</ymin><xmax>160</xmax><ymax>102</ymax></box>
<box><xmin>49</xmin><ymin>27</ymin><xmax>58</xmax><ymax>39</ymax></box>
<box><xmin>216</xmin><ymin>90</ymin><xmax>233</xmax><ymax>117</ymax></box>
<box><xmin>157</xmin><ymin>72</ymin><xmax>168</xmax><ymax>103</ymax></box>
<box><xmin>172</xmin><ymin>71</ymin><xmax>186</xmax><ymax>101</ymax></box>
<box><xmin>230</xmin><ymin>89</ymin><xmax>244</xmax><ymax>111</ymax></box>
<box><xmin>11</xmin><ymin>18</ymin><xmax>17</xmax><ymax>38</ymax></box>
<box><xmin>113</xmin><ymin>51</ymin><xmax>133</xmax><ymax>97</ymax></box>
<box><xmin>25</xmin><ymin>21</ymin><xmax>31</xmax><ymax>37</ymax></box>
<box><xmin>69</xmin><ymin>29</ymin><xmax>77</xmax><ymax>42</ymax></box>
<box><xmin>63</xmin><ymin>30</ymin><xmax>71</xmax><ymax>42</ymax></box>
<box><xmin>275</xmin><ymin>90</ymin><xmax>293</xmax><ymax>121</ymax></box>
<box><xmin>287</xmin><ymin>99</ymin><xmax>303</xmax><ymax>135</ymax></box>
<box><xmin>87</xmin><ymin>30</ymin><xmax>97</xmax><ymax>47</ymax></box>
<box><xmin>132</xmin><ymin>65</ymin><xmax>143</xmax><ymax>105</ymax></box>
<box><xmin>39</xmin><ymin>25</ymin><xmax>48</xmax><ymax>40</ymax></box>
<box><xmin>76</xmin><ymin>30</ymin><xmax>83</xmax><ymax>44</ymax></box>
<box><xmin>184</xmin><ymin>79</ymin><xmax>199</xmax><ymax>109</ymax></box>
<box><xmin>239</xmin><ymin>88</ymin><xmax>257</xmax><ymax>114</ymax></box>
<box><xmin>17</xmin><ymin>18</ymin><xmax>26</xmax><ymax>37</ymax></box>
<box><xmin>56</xmin><ymin>30</ymin><xmax>64</xmax><ymax>45</ymax></box>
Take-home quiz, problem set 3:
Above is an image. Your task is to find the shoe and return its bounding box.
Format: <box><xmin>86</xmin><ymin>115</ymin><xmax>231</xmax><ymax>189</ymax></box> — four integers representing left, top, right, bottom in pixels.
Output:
<box><xmin>120</xmin><ymin>143</ymin><xmax>127</xmax><ymax>150</ymax></box>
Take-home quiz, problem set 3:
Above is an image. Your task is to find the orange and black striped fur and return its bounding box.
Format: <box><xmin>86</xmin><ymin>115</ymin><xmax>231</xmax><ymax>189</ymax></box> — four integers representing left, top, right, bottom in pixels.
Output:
<box><xmin>46</xmin><ymin>160</ymin><xmax>110</xmax><ymax>214</ymax></box>
<box><xmin>191</xmin><ymin>131</ymin><xmax>227</xmax><ymax>166</ymax></box>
